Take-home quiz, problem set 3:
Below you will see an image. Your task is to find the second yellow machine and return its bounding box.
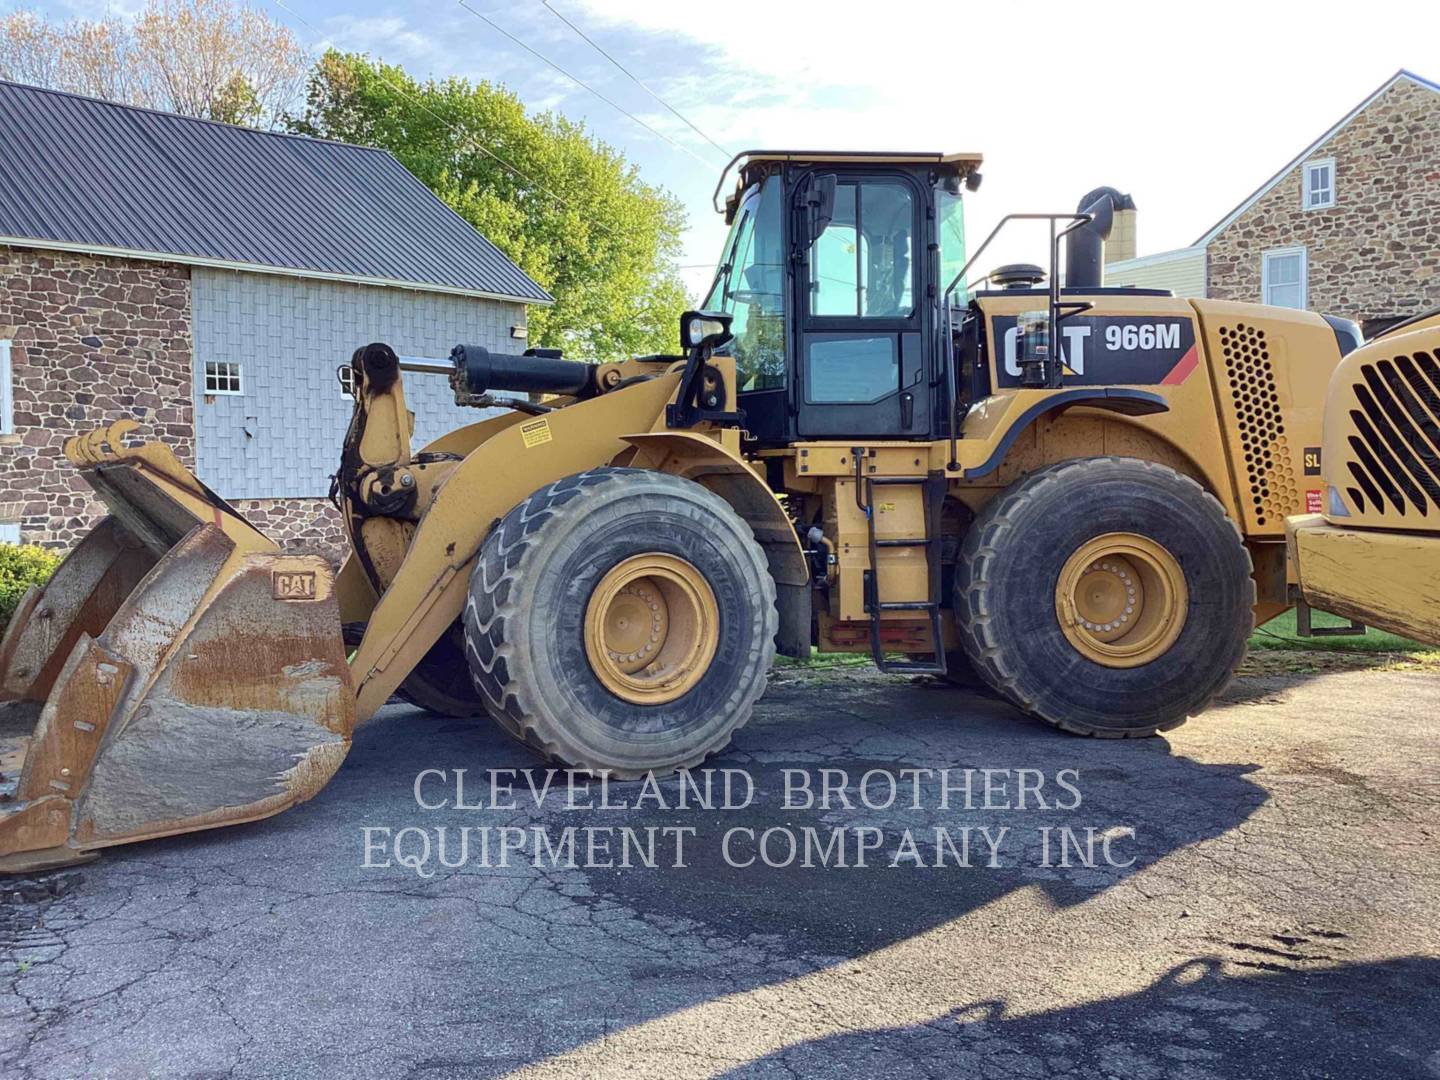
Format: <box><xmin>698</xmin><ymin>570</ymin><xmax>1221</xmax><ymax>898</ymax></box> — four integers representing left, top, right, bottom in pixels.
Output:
<box><xmin>1287</xmin><ymin>311</ymin><xmax>1440</xmax><ymax>646</ymax></box>
<box><xmin>1</xmin><ymin>150</ymin><xmax>1359</xmax><ymax>868</ymax></box>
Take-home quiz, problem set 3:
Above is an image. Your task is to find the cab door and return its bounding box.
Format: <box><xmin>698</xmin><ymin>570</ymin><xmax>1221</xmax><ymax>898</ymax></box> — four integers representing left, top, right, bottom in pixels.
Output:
<box><xmin>793</xmin><ymin>172</ymin><xmax>929</xmax><ymax>439</ymax></box>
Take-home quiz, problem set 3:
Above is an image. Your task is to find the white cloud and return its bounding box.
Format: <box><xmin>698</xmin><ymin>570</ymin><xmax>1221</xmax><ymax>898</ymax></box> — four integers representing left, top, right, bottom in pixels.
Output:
<box><xmin>317</xmin><ymin>14</ymin><xmax>451</xmax><ymax>68</ymax></box>
<box><xmin>568</xmin><ymin>0</ymin><xmax>1440</xmax><ymax>290</ymax></box>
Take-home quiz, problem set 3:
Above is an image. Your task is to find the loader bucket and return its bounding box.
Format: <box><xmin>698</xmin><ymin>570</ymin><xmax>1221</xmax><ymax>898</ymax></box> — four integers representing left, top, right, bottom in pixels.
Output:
<box><xmin>0</xmin><ymin>425</ymin><xmax>354</xmax><ymax>872</ymax></box>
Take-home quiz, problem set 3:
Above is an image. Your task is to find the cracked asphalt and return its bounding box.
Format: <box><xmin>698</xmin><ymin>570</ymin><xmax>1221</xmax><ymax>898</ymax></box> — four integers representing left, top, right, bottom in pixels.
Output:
<box><xmin>2</xmin><ymin>662</ymin><xmax>1439</xmax><ymax>1079</ymax></box>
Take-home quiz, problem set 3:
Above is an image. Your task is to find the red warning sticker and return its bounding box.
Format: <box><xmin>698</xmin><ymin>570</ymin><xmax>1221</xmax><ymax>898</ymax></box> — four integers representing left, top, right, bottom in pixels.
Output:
<box><xmin>1306</xmin><ymin>489</ymin><xmax>1323</xmax><ymax>513</ymax></box>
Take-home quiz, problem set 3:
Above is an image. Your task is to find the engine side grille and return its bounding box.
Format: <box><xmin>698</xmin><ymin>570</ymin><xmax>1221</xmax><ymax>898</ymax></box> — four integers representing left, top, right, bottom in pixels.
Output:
<box><xmin>1343</xmin><ymin>348</ymin><xmax>1440</xmax><ymax>518</ymax></box>
<box><xmin>1218</xmin><ymin>323</ymin><xmax>1295</xmax><ymax>528</ymax></box>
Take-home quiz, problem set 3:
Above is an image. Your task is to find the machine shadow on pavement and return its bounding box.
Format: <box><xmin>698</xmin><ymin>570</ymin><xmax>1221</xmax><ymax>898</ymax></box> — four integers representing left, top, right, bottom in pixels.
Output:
<box><xmin>0</xmin><ymin>674</ymin><xmax>1293</xmax><ymax>1079</ymax></box>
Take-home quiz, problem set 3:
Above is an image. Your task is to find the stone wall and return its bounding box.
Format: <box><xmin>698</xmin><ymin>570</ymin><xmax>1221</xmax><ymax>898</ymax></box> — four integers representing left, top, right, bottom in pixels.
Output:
<box><xmin>231</xmin><ymin>496</ymin><xmax>348</xmax><ymax>565</ymax></box>
<box><xmin>1207</xmin><ymin>77</ymin><xmax>1440</xmax><ymax>327</ymax></box>
<box><xmin>0</xmin><ymin>247</ymin><xmax>193</xmax><ymax>548</ymax></box>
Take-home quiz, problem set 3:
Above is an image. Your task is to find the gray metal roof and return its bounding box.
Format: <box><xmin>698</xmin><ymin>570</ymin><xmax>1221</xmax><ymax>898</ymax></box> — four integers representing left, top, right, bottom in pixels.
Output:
<box><xmin>0</xmin><ymin>79</ymin><xmax>552</xmax><ymax>304</ymax></box>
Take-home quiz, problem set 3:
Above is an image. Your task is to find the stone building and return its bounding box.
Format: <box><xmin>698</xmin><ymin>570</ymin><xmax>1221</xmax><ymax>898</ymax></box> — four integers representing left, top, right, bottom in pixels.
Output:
<box><xmin>0</xmin><ymin>79</ymin><xmax>550</xmax><ymax>553</ymax></box>
<box><xmin>1104</xmin><ymin>69</ymin><xmax>1440</xmax><ymax>332</ymax></box>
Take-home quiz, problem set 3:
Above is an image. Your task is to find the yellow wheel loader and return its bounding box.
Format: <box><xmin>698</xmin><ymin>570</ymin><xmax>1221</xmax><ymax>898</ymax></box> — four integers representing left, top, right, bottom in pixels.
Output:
<box><xmin>0</xmin><ymin>150</ymin><xmax>1359</xmax><ymax>871</ymax></box>
<box><xmin>1286</xmin><ymin>311</ymin><xmax>1440</xmax><ymax>645</ymax></box>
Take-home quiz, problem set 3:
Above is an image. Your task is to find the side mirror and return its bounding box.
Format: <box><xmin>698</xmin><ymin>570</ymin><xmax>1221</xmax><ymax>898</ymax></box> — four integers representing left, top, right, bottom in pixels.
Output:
<box><xmin>680</xmin><ymin>310</ymin><xmax>734</xmax><ymax>353</ymax></box>
<box><xmin>804</xmin><ymin>173</ymin><xmax>836</xmax><ymax>245</ymax></box>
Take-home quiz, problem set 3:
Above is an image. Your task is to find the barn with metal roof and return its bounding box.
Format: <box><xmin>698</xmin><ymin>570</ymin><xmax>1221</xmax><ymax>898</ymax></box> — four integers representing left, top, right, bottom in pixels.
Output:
<box><xmin>0</xmin><ymin>78</ymin><xmax>549</xmax><ymax>553</ymax></box>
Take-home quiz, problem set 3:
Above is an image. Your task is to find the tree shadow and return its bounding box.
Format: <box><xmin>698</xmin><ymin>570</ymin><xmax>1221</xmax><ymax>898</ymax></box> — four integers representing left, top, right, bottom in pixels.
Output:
<box><xmin>715</xmin><ymin>955</ymin><xmax>1440</xmax><ymax>1079</ymax></box>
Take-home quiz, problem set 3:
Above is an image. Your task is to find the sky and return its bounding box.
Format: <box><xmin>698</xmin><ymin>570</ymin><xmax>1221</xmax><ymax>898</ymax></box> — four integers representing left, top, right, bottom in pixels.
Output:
<box><xmin>45</xmin><ymin>0</ymin><xmax>1440</xmax><ymax>299</ymax></box>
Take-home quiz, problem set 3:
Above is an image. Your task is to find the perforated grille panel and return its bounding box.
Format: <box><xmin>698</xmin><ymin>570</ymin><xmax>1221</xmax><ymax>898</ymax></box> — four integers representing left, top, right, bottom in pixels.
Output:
<box><xmin>1341</xmin><ymin>347</ymin><xmax>1440</xmax><ymax>519</ymax></box>
<box><xmin>1218</xmin><ymin>323</ymin><xmax>1295</xmax><ymax>528</ymax></box>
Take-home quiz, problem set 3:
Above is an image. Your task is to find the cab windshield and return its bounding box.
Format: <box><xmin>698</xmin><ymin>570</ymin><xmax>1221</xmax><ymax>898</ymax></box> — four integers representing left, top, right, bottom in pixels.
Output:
<box><xmin>702</xmin><ymin>175</ymin><xmax>785</xmax><ymax>391</ymax></box>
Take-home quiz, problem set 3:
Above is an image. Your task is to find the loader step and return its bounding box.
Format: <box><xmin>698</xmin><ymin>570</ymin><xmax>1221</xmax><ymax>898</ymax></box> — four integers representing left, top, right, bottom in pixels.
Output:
<box><xmin>855</xmin><ymin>462</ymin><xmax>948</xmax><ymax>677</ymax></box>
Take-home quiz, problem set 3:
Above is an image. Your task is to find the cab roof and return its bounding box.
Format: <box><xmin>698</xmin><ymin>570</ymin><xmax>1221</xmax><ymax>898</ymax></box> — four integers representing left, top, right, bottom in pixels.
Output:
<box><xmin>713</xmin><ymin>149</ymin><xmax>983</xmax><ymax>214</ymax></box>
<box><xmin>736</xmin><ymin>149</ymin><xmax>983</xmax><ymax>166</ymax></box>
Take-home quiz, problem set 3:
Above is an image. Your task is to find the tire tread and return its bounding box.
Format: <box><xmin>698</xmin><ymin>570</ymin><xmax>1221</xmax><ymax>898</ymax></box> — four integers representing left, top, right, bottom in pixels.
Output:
<box><xmin>462</xmin><ymin>467</ymin><xmax>777</xmax><ymax>775</ymax></box>
<box><xmin>954</xmin><ymin>456</ymin><xmax>1256</xmax><ymax>737</ymax></box>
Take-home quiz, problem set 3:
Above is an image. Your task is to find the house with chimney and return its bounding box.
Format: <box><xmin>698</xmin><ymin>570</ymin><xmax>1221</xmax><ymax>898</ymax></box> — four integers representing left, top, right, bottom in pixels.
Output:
<box><xmin>1105</xmin><ymin>69</ymin><xmax>1440</xmax><ymax>336</ymax></box>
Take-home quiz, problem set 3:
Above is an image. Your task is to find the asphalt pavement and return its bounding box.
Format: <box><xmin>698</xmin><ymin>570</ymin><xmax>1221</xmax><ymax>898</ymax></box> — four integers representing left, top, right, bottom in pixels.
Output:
<box><xmin>2</xmin><ymin>662</ymin><xmax>1438</xmax><ymax>1079</ymax></box>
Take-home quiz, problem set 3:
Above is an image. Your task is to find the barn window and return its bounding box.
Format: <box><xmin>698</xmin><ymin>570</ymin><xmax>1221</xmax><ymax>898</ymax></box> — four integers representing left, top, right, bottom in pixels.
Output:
<box><xmin>203</xmin><ymin>360</ymin><xmax>243</xmax><ymax>395</ymax></box>
<box><xmin>0</xmin><ymin>340</ymin><xmax>13</xmax><ymax>434</ymax></box>
<box><xmin>1262</xmin><ymin>247</ymin><xmax>1307</xmax><ymax>309</ymax></box>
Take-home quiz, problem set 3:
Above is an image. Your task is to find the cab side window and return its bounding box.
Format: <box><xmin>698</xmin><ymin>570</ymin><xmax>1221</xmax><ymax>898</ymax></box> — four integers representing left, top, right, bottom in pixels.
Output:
<box><xmin>808</xmin><ymin>181</ymin><xmax>914</xmax><ymax>318</ymax></box>
<box><xmin>803</xmin><ymin>179</ymin><xmax>916</xmax><ymax>407</ymax></box>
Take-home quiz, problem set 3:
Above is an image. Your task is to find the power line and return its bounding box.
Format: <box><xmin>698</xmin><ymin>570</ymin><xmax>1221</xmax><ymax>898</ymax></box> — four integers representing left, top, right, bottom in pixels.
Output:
<box><xmin>537</xmin><ymin>0</ymin><xmax>730</xmax><ymax>159</ymax></box>
<box><xmin>270</xmin><ymin>0</ymin><xmax>705</xmax><ymax>270</ymax></box>
<box><xmin>455</xmin><ymin>0</ymin><xmax>715</xmax><ymax>168</ymax></box>
<box><xmin>270</xmin><ymin>0</ymin><xmax>587</xmax><ymax>225</ymax></box>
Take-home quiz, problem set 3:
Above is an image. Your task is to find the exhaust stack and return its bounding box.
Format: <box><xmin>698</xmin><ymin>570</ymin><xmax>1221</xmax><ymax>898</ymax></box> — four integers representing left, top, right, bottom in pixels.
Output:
<box><xmin>1065</xmin><ymin>186</ymin><xmax>1136</xmax><ymax>289</ymax></box>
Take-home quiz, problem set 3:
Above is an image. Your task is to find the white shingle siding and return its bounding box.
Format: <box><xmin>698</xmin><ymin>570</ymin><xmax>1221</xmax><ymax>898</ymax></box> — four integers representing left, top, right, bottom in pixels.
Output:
<box><xmin>192</xmin><ymin>269</ymin><xmax>519</xmax><ymax>499</ymax></box>
<box><xmin>1104</xmin><ymin>248</ymin><xmax>1207</xmax><ymax>299</ymax></box>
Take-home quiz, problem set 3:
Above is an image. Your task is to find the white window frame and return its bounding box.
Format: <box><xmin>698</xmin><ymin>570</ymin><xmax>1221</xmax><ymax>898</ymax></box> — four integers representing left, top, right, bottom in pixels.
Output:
<box><xmin>1261</xmin><ymin>246</ymin><xmax>1308</xmax><ymax>309</ymax></box>
<box><xmin>338</xmin><ymin>364</ymin><xmax>356</xmax><ymax>399</ymax></box>
<box><xmin>0</xmin><ymin>339</ymin><xmax>13</xmax><ymax>435</ymax></box>
<box><xmin>1302</xmin><ymin>158</ymin><xmax>1335</xmax><ymax>210</ymax></box>
<box><xmin>0</xmin><ymin>522</ymin><xmax>19</xmax><ymax>544</ymax></box>
<box><xmin>202</xmin><ymin>360</ymin><xmax>244</xmax><ymax>396</ymax></box>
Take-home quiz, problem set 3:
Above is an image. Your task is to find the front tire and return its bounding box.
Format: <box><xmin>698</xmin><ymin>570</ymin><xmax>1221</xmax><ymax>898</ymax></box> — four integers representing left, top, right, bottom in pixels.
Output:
<box><xmin>955</xmin><ymin>457</ymin><xmax>1254</xmax><ymax>737</ymax></box>
<box><xmin>463</xmin><ymin>468</ymin><xmax>777</xmax><ymax>776</ymax></box>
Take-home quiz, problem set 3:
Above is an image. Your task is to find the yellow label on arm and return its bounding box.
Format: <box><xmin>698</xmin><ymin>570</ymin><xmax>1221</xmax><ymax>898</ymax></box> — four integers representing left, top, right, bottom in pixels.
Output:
<box><xmin>520</xmin><ymin>417</ymin><xmax>553</xmax><ymax>448</ymax></box>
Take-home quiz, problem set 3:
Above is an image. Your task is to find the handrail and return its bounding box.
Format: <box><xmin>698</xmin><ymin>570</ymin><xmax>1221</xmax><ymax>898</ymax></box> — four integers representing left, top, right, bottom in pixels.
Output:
<box><xmin>942</xmin><ymin>212</ymin><xmax>1092</xmax><ymax>470</ymax></box>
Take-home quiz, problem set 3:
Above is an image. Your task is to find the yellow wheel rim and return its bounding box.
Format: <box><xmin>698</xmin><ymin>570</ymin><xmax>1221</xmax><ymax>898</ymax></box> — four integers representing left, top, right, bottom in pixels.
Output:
<box><xmin>584</xmin><ymin>553</ymin><xmax>720</xmax><ymax>705</ymax></box>
<box><xmin>1055</xmin><ymin>533</ymin><xmax>1188</xmax><ymax>668</ymax></box>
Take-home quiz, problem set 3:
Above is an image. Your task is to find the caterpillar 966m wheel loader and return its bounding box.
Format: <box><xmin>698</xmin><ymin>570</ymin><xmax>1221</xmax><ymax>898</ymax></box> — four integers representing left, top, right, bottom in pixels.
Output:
<box><xmin>1286</xmin><ymin>312</ymin><xmax>1440</xmax><ymax>646</ymax></box>
<box><xmin>0</xmin><ymin>149</ymin><xmax>1358</xmax><ymax>870</ymax></box>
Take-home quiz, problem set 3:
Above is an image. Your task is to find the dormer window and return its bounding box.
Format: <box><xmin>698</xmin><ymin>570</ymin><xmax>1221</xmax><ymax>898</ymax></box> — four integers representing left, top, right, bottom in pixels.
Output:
<box><xmin>1303</xmin><ymin>158</ymin><xmax>1335</xmax><ymax>210</ymax></box>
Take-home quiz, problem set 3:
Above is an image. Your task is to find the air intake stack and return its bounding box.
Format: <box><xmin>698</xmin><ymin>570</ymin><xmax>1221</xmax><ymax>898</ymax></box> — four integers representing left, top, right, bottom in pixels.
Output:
<box><xmin>1065</xmin><ymin>187</ymin><xmax>1136</xmax><ymax>289</ymax></box>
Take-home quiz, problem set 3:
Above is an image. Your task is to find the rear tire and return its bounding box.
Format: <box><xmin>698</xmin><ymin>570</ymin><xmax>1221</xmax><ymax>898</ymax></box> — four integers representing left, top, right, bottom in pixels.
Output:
<box><xmin>941</xmin><ymin>649</ymin><xmax>986</xmax><ymax>689</ymax></box>
<box><xmin>346</xmin><ymin>618</ymin><xmax>493</xmax><ymax>720</ymax></box>
<box><xmin>955</xmin><ymin>457</ymin><xmax>1254</xmax><ymax>737</ymax></box>
<box><xmin>394</xmin><ymin>629</ymin><xmax>492</xmax><ymax>719</ymax></box>
<box><xmin>463</xmin><ymin>468</ymin><xmax>777</xmax><ymax>776</ymax></box>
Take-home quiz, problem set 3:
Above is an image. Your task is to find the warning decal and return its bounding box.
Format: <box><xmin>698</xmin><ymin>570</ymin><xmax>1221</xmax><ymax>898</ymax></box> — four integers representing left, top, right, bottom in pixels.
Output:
<box><xmin>520</xmin><ymin>418</ymin><xmax>553</xmax><ymax>449</ymax></box>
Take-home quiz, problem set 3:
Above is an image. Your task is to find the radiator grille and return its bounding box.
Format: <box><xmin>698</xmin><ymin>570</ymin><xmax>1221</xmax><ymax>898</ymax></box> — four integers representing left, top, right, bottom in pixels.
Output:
<box><xmin>1343</xmin><ymin>348</ymin><xmax>1440</xmax><ymax>518</ymax></box>
<box><xmin>1219</xmin><ymin>323</ymin><xmax>1294</xmax><ymax>527</ymax></box>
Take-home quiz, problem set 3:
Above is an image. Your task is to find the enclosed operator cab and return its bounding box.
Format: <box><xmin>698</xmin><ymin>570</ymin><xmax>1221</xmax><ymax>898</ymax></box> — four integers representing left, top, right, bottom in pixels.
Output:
<box><xmin>702</xmin><ymin>151</ymin><xmax>978</xmax><ymax>446</ymax></box>
<box><xmin>701</xmin><ymin>152</ymin><xmax>1192</xmax><ymax>453</ymax></box>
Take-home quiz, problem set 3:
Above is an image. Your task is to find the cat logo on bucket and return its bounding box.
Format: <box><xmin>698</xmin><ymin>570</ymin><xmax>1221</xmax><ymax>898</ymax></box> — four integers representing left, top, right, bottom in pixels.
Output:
<box><xmin>272</xmin><ymin>570</ymin><xmax>318</xmax><ymax>601</ymax></box>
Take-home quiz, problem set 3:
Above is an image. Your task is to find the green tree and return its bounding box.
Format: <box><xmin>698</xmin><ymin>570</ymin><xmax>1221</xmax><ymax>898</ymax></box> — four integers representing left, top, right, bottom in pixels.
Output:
<box><xmin>290</xmin><ymin>51</ymin><xmax>689</xmax><ymax>360</ymax></box>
